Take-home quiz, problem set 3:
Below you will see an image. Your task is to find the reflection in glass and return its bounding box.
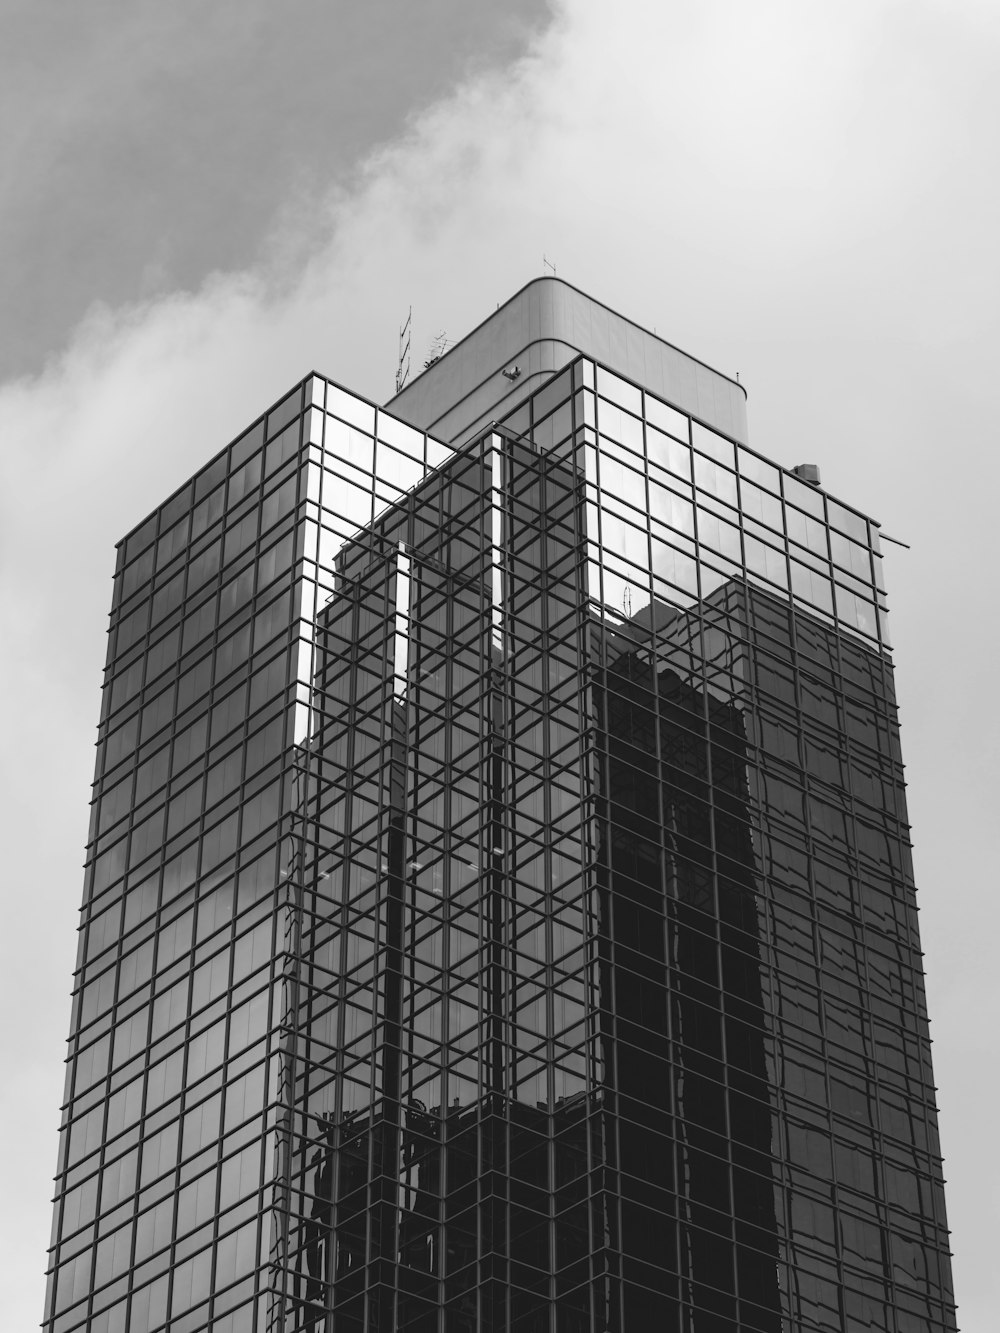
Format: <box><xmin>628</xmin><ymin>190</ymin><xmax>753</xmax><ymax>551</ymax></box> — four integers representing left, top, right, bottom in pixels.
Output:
<box><xmin>47</xmin><ymin>352</ymin><xmax>955</xmax><ymax>1333</ymax></box>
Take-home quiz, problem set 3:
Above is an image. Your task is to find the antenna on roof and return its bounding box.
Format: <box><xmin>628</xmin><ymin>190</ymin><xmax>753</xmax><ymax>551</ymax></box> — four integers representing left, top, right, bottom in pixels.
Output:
<box><xmin>543</xmin><ymin>254</ymin><xmax>557</xmax><ymax>276</ymax></box>
<box><xmin>395</xmin><ymin>307</ymin><xmax>412</xmax><ymax>394</ymax></box>
<box><xmin>423</xmin><ymin>331</ymin><xmax>450</xmax><ymax>370</ymax></box>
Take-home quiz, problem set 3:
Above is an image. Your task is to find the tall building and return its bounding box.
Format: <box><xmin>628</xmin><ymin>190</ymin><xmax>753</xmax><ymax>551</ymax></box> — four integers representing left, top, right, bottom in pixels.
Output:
<box><xmin>45</xmin><ymin>279</ymin><xmax>956</xmax><ymax>1333</ymax></box>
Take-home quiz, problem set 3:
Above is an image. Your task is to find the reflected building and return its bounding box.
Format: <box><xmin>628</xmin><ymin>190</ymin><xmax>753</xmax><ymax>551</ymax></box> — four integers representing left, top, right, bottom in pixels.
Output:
<box><xmin>45</xmin><ymin>279</ymin><xmax>957</xmax><ymax>1333</ymax></box>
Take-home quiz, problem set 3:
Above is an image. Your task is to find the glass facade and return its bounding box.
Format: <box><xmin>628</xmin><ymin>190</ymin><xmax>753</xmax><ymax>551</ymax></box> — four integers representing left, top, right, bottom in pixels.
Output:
<box><xmin>45</xmin><ymin>342</ymin><xmax>956</xmax><ymax>1332</ymax></box>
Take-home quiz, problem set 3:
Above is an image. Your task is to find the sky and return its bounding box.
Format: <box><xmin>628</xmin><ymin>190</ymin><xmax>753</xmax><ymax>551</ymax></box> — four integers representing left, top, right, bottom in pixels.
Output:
<box><xmin>1</xmin><ymin>0</ymin><xmax>996</xmax><ymax>1327</ymax></box>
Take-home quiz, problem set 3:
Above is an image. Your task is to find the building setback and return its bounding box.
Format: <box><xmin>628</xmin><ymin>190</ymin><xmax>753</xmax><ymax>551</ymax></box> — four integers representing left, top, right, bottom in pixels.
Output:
<box><xmin>44</xmin><ymin>279</ymin><xmax>956</xmax><ymax>1333</ymax></box>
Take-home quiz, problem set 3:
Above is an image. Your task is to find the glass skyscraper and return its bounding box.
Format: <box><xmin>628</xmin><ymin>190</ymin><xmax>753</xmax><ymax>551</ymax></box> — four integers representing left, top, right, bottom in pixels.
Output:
<box><xmin>45</xmin><ymin>279</ymin><xmax>957</xmax><ymax>1333</ymax></box>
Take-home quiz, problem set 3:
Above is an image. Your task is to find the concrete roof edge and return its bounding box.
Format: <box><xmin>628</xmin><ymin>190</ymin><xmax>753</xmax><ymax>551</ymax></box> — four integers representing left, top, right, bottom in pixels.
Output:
<box><xmin>385</xmin><ymin>275</ymin><xmax>747</xmax><ymax>406</ymax></box>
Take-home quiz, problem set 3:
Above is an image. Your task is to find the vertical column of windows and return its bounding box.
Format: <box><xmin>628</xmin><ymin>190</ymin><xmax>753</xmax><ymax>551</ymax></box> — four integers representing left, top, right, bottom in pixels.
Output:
<box><xmin>49</xmin><ymin>387</ymin><xmax>313</xmax><ymax>1333</ymax></box>
<box><xmin>280</xmin><ymin>399</ymin><xmax>448</xmax><ymax>1332</ymax></box>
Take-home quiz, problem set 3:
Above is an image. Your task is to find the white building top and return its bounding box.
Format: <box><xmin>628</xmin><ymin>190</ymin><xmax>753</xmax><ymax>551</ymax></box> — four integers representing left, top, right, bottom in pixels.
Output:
<box><xmin>385</xmin><ymin>276</ymin><xmax>749</xmax><ymax>445</ymax></box>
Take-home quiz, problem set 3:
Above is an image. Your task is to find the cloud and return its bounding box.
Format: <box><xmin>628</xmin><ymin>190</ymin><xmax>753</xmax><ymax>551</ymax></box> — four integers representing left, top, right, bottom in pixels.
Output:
<box><xmin>4</xmin><ymin>0</ymin><xmax>996</xmax><ymax>575</ymax></box>
<box><xmin>0</xmin><ymin>0</ymin><xmax>552</xmax><ymax>376</ymax></box>
<box><xmin>3</xmin><ymin>0</ymin><xmax>998</xmax><ymax>1325</ymax></box>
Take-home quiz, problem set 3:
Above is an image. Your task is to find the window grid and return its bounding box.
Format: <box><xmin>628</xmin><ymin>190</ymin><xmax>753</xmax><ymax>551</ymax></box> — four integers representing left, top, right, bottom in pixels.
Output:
<box><xmin>45</xmin><ymin>361</ymin><xmax>953</xmax><ymax>1333</ymax></box>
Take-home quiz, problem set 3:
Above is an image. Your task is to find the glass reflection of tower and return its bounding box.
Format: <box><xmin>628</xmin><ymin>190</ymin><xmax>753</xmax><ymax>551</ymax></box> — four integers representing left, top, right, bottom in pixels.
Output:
<box><xmin>45</xmin><ymin>280</ymin><xmax>957</xmax><ymax>1333</ymax></box>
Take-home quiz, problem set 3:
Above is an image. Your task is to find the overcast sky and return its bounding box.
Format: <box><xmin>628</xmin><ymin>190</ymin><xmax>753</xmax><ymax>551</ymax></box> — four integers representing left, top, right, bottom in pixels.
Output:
<box><xmin>2</xmin><ymin>1</ymin><xmax>997</xmax><ymax>1327</ymax></box>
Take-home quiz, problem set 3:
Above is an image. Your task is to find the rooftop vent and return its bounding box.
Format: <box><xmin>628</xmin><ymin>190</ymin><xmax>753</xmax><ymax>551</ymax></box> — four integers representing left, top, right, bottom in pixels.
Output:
<box><xmin>791</xmin><ymin>463</ymin><xmax>821</xmax><ymax>487</ymax></box>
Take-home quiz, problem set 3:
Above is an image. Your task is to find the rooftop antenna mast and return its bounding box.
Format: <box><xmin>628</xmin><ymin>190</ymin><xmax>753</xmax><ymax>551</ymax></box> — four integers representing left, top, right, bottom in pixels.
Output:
<box><xmin>543</xmin><ymin>254</ymin><xmax>557</xmax><ymax>276</ymax></box>
<box><xmin>395</xmin><ymin>306</ymin><xmax>412</xmax><ymax>394</ymax></box>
